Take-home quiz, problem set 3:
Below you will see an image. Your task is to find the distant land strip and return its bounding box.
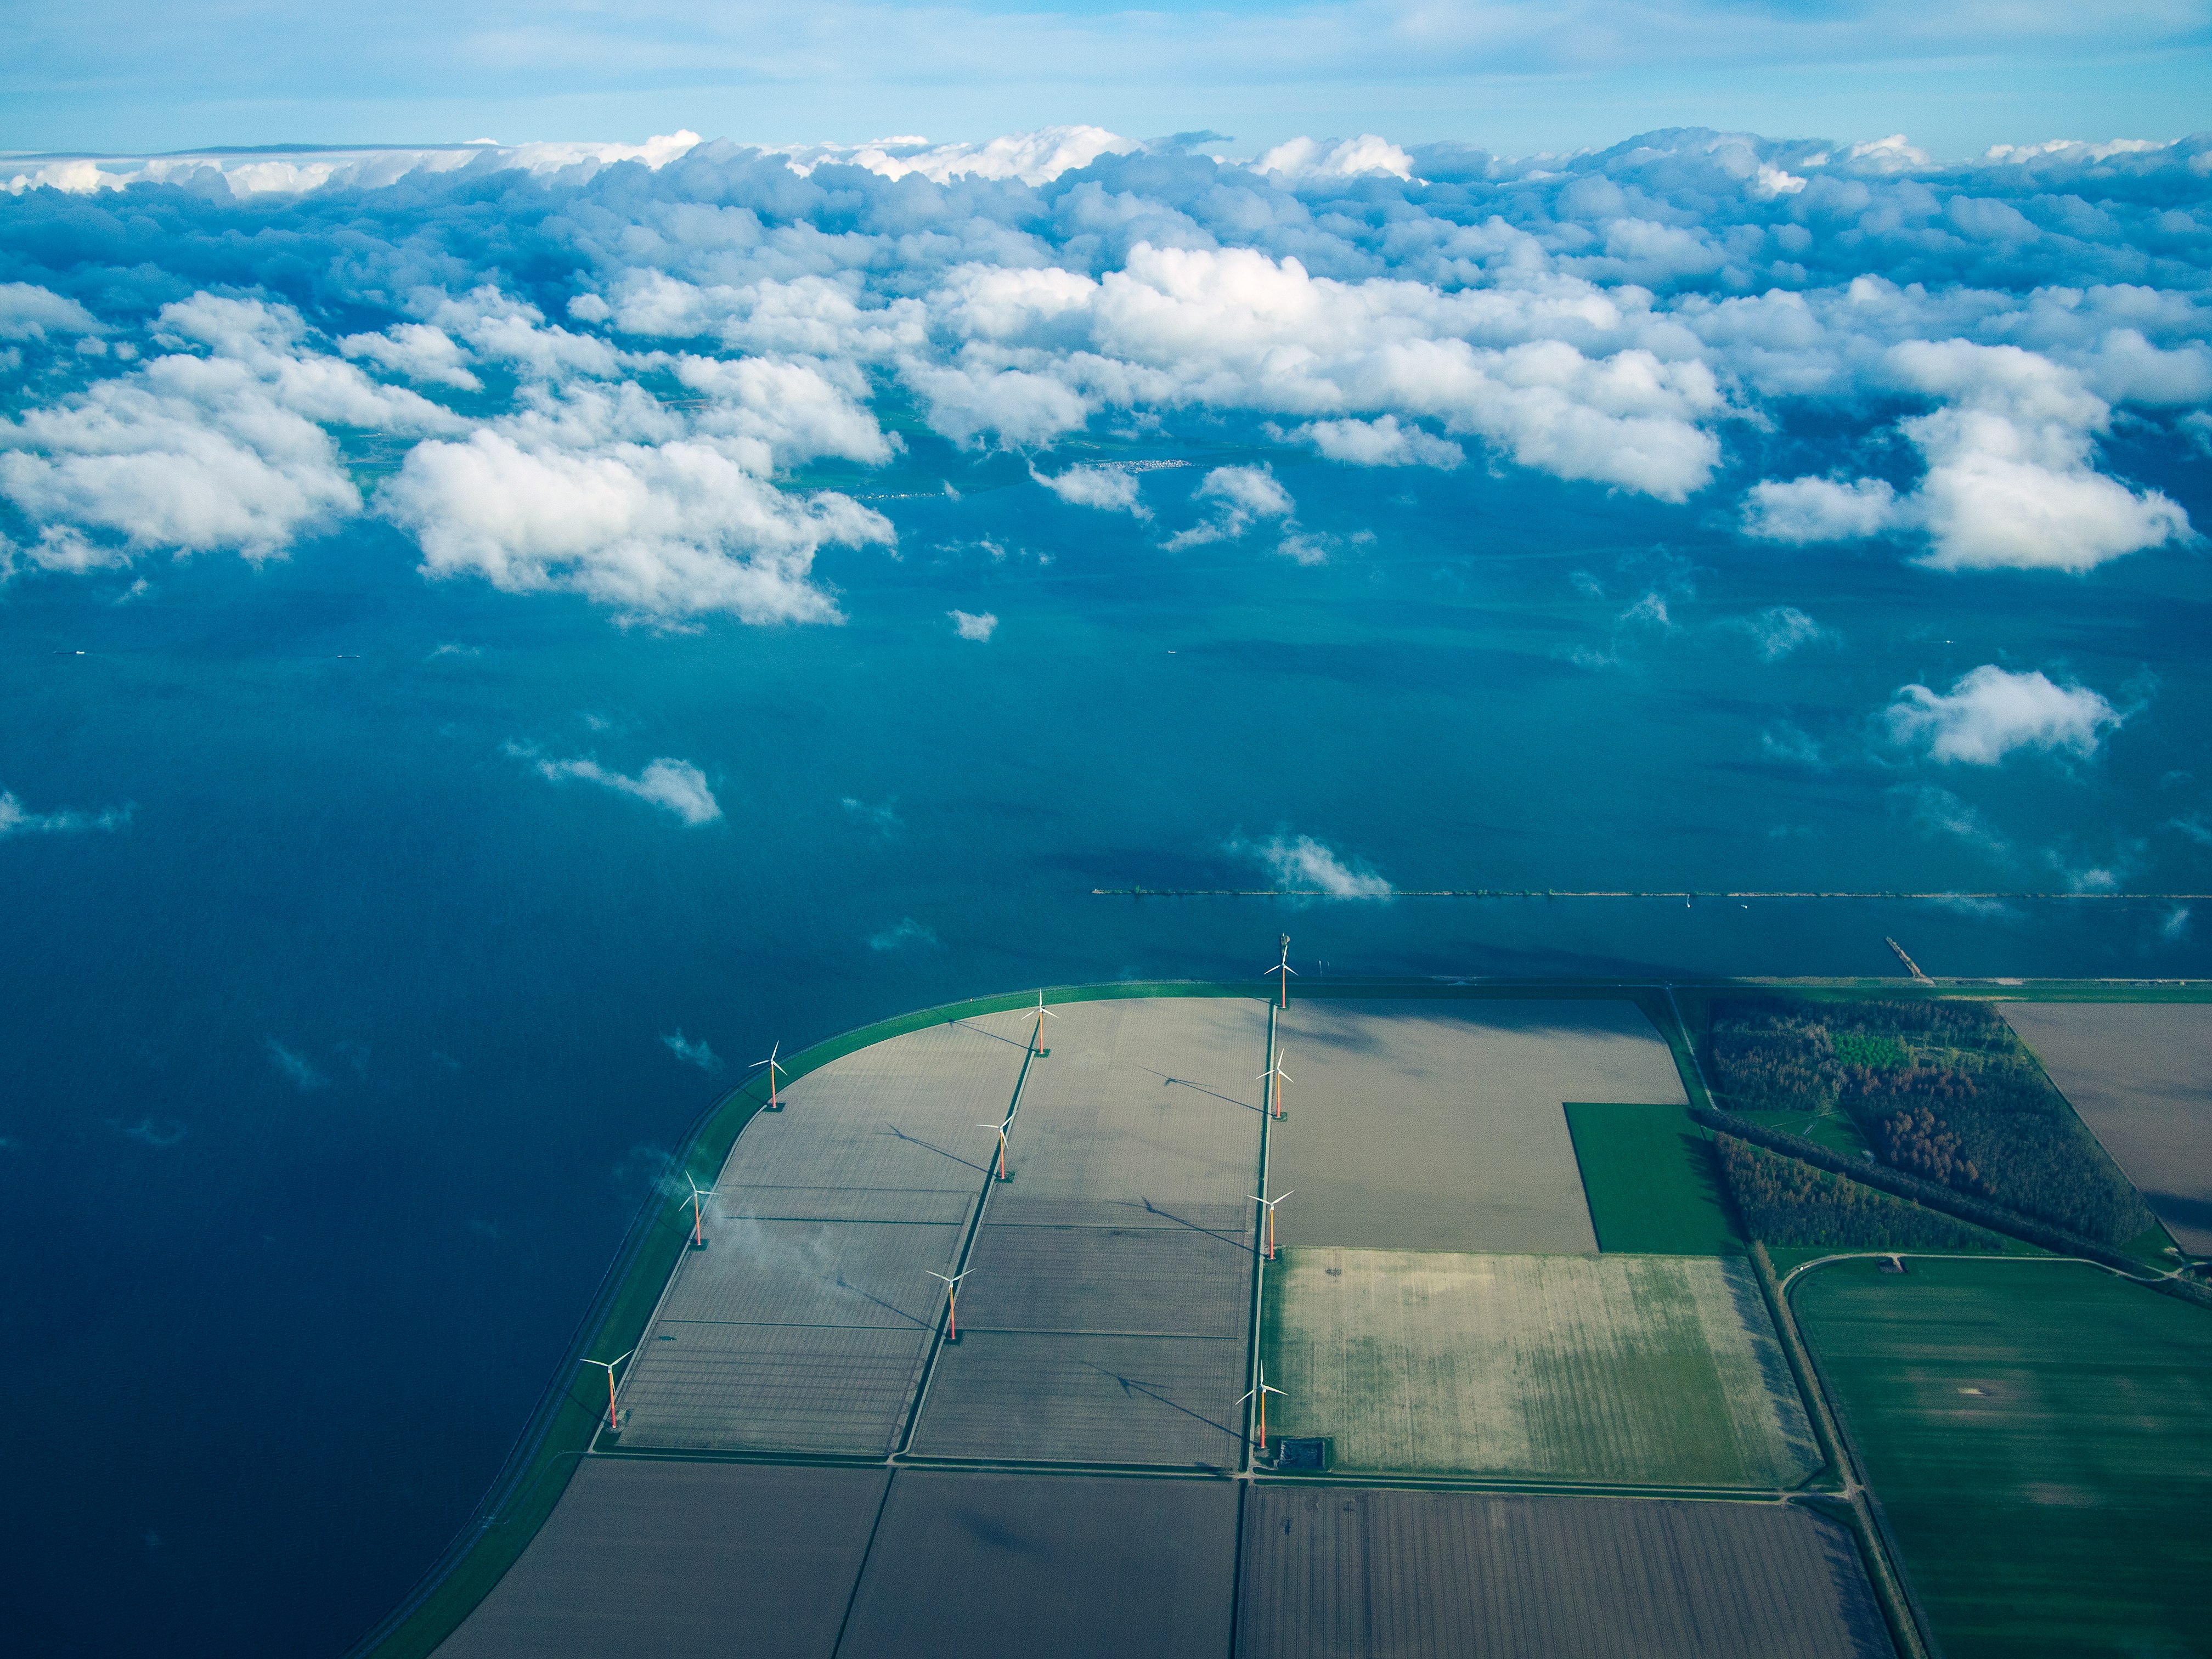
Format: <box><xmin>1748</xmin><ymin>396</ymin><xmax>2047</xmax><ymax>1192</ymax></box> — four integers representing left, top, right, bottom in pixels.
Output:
<box><xmin>1090</xmin><ymin>888</ymin><xmax>2212</xmax><ymax>900</ymax></box>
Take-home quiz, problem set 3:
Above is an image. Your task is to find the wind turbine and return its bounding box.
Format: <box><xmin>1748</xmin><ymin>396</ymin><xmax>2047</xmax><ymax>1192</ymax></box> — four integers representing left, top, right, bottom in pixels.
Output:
<box><xmin>1257</xmin><ymin>1048</ymin><xmax>1292</xmax><ymax>1120</ymax></box>
<box><xmin>927</xmin><ymin>1268</ymin><xmax>972</xmax><ymax>1341</ymax></box>
<box><xmin>749</xmin><ymin>1041</ymin><xmax>788</xmax><ymax>1111</ymax></box>
<box><xmin>1240</xmin><ymin>1372</ymin><xmax>1287</xmax><ymax>1455</ymax></box>
<box><xmin>1250</xmin><ymin>1188</ymin><xmax>1293</xmax><ymax>1260</ymax></box>
<box><xmin>977</xmin><ymin>1117</ymin><xmax>1014</xmax><ymax>1182</ymax></box>
<box><xmin>1265</xmin><ymin>935</ymin><xmax>1296</xmax><ymax>1008</ymax></box>
<box><xmin>682</xmin><ymin>1172</ymin><xmax>716</xmax><ymax>1248</ymax></box>
<box><xmin>1020</xmin><ymin>991</ymin><xmax>1058</xmax><ymax>1057</ymax></box>
<box><xmin>578</xmin><ymin>1349</ymin><xmax>635</xmax><ymax>1432</ymax></box>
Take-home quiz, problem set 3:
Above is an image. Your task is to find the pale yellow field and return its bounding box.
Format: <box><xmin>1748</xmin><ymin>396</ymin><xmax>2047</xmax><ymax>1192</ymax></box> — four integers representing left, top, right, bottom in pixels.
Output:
<box><xmin>1263</xmin><ymin>1249</ymin><xmax>1820</xmax><ymax>1488</ymax></box>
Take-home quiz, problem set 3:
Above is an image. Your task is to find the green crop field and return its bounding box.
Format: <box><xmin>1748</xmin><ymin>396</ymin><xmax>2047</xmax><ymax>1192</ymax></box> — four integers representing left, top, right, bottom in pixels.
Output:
<box><xmin>1793</xmin><ymin>1257</ymin><xmax>2212</xmax><ymax>1659</ymax></box>
<box><xmin>1565</xmin><ymin>1102</ymin><xmax>1742</xmax><ymax>1254</ymax></box>
<box><xmin>1263</xmin><ymin>1249</ymin><xmax>1820</xmax><ymax>1487</ymax></box>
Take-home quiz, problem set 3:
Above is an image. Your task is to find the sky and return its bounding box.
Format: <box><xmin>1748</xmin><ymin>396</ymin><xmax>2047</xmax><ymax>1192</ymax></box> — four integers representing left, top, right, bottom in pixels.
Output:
<box><xmin>3</xmin><ymin>0</ymin><xmax>2210</xmax><ymax>159</ymax></box>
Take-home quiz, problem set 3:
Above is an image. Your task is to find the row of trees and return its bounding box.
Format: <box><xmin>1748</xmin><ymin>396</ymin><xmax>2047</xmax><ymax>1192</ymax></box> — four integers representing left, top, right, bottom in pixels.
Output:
<box><xmin>1707</xmin><ymin>999</ymin><xmax>2153</xmax><ymax>1245</ymax></box>
<box><xmin>1713</xmin><ymin>1135</ymin><xmax>2003</xmax><ymax>1251</ymax></box>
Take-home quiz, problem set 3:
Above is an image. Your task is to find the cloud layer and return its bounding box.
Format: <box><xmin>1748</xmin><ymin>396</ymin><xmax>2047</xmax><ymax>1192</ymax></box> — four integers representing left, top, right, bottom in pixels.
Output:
<box><xmin>1</xmin><ymin>125</ymin><xmax>2205</xmax><ymax>617</ymax></box>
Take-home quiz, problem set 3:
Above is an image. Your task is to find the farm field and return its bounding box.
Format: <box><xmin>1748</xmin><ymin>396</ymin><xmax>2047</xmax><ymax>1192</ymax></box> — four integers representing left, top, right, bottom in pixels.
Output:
<box><xmin>1263</xmin><ymin>1249</ymin><xmax>1819</xmax><ymax>1486</ymax></box>
<box><xmin>839</xmin><ymin>1471</ymin><xmax>1237</xmax><ymax>1659</ymax></box>
<box><xmin>1566</xmin><ymin>1101</ymin><xmax>1741</xmax><ymax>1254</ymax></box>
<box><xmin>1269</xmin><ymin>998</ymin><xmax>1686</xmax><ymax>1255</ymax></box>
<box><xmin>1795</xmin><ymin>1256</ymin><xmax>2212</xmax><ymax>1659</ymax></box>
<box><xmin>1236</xmin><ymin>1486</ymin><xmax>1891</xmax><ymax>1659</ymax></box>
<box><xmin>2002</xmin><ymin>1002</ymin><xmax>2212</xmax><ymax>1254</ymax></box>
<box><xmin>908</xmin><ymin>996</ymin><xmax>1265</xmax><ymax>1465</ymax></box>
<box><xmin>436</xmin><ymin>1460</ymin><xmax>889</xmax><ymax>1658</ymax></box>
<box><xmin>615</xmin><ymin>1013</ymin><xmax>1029</xmax><ymax>1452</ymax></box>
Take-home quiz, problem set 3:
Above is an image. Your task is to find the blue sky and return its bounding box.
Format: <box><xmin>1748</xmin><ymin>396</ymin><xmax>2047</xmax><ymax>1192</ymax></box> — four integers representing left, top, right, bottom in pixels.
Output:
<box><xmin>4</xmin><ymin>0</ymin><xmax>2209</xmax><ymax>157</ymax></box>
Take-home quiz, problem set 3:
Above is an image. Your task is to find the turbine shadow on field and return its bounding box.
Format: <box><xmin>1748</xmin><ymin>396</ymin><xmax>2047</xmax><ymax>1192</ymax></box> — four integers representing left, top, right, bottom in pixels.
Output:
<box><xmin>833</xmin><ymin>1273</ymin><xmax>930</xmax><ymax>1328</ymax></box>
<box><xmin>1079</xmin><ymin>1360</ymin><xmax>1243</xmax><ymax>1445</ymax></box>
<box><xmin>1138</xmin><ymin>1196</ymin><xmax>1254</xmax><ymax>1250</ymax></box>
<box><xmin>881</xmin><ymin>1121</ymin><xmax>990</xmax><ymax>1175</ymax></box>
<box><xmin>1132</xmin><ymin>1065</ymin><xmax>1262</xmax><ymax>1112</ymax></box>
<box><xmin>947</xmin><ymin>1018</ymin><xmax>1031</xmax><ymax>1051</ymax></box>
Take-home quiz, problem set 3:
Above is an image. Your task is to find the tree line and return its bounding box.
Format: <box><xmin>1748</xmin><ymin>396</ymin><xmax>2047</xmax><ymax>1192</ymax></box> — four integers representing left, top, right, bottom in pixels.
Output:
<box><xmin>1706</xmin><ymin>998</ymin><xmax>2152</xmax><ymax>1246</ymax></box>
<box><xmin>1714</xmin><ymin>1134</ymin><xmax>2004</xmax><ymax>1251</ymax></box>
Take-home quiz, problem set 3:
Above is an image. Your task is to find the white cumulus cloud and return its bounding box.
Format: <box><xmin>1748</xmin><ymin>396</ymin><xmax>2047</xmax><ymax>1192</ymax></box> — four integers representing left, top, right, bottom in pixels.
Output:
<box><xmin>1742</xmin><ymin>476</ymin><xmax>1901</xmax><ymax>543</ymax></box>
<box><xmin>1286</xmin><ymin>415</ymin><xmax>1464</xmax><ymax>469</ymax></box>
<box><xmin>1746</xmin><ymin>345</ymin><xmax>2191</xmax><ymax>571</ymax></box>
<box><xmin>381</xmin><ymin>432</ymin><xmax>890</xmax><ymax>625</ymax></box>
<box><xmin>517</xmin><ymin>749</ymin><xmax>724</xmax><ymax>823</ymax></box>
<box><xmin>1169</xmin><ymin>464</ymin><xmax>1296</xmax><ymax>548</ymax></box>
<box><xmin>1243</xmin><ymin>832</ymin><xmax>1393</xmax><ymax>898</ymax></box>
<box><xmin>1886</xmin><ymin>665</ymin><xmax>2124</xmax><ymax>765</ymax></box>
<box><xmin>0</xmin><ymin>283</ymin><xmax>103</xmax><ymax>340</ymax></box>
<box><xmin>1030</xmin><ymin>462</ymin><xmax>1149</xmax><ymax>518</ymax></box>
<box><xmin>949</xmin><ymin>609</ymin><xmax>998</xmax><ymax>640</ymax></box>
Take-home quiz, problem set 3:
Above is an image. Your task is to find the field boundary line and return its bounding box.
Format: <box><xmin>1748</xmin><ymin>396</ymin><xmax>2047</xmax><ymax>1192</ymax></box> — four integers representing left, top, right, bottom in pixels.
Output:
<box><xmin>1747</xmin><ymin>1242</ymin><xmax>1847</xmax><ymax>1491</ymax></box>
<box><xmin>1782</xmin><ymin>1261</ymin><xmax>1939</xmax><ymax>1659</ymax></box>
<box><xmin>1242</xmin><ymin>1001</ymin><xmax>1277</xmax><ymax>1476</ymax></box>
<box><xmin>893</xmin><ymin>1032</ymin><xmax>1037</xmax><ymax>1458</ymax></box>
<box><xmin>827</xmin><ymin>1469</ymin><xmax>899</xmax><ymax>1659</ymax></box>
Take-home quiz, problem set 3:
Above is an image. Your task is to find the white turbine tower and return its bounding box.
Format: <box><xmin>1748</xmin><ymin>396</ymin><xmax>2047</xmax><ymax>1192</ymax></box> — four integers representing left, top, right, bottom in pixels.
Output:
<box><xmin>1020</xmin><ymin>991</ymin><xmax>1058</xmax><ymax>1057</ymax></box>
<box><xmin>1265</xmin><ymin>935</ymin><xmax>1296</xmax><ymax>1008</ymax></box>
<box><xmin>578</xmin><ymin>1349</ymin><xmax>635</xmax><ymax>1432</ymax></box>
<box><xmin>1258</xmin><ymin>1048</ymin><xmax>1292</xmax><ymax>1120</ymax></box>
<box><xmin>683</xmin><ymin>1172</ymin><xmax>716</xmax><ymax>1248</ymax></box>
<box><xmin>977</xmin><ymin>1117</ymin><xmax>1014</xmax><ymax>1182</ymax></box>
<box><xmin>1240</xmin><ymin>1372</ymin><xmax>1288</xmax><ymax>1455</ymax></box>
<box><xmin>927</xmin><ymin>1268</ymin><xmax>972</xmax><ymax>1341</ymax></box>
<box><xmin>750</xmin><ymin>1041</ymin><xmax>788</xmax><ymax>1111</ymax></box>
<box><xmin>1251</xmin><ymin>1188</ymin><xmax>1293</xmax><ymax>1260</ymax></box>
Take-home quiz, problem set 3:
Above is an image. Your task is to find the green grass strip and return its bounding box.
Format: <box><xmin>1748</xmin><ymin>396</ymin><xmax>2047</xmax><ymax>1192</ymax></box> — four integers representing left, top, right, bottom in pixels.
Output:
<box><xmin>1565</xmin><ymin>1102</ymin><xmax>1743</xmax><ymax>1255</ymax></box>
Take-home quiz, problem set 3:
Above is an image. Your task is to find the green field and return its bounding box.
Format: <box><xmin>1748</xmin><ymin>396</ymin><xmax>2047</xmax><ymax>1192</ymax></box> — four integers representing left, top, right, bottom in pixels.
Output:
<box><xmin>1263</xmin><ymin>1249</ymin><xmax>1820</xmax><ymax>1487</ymax></box>
<box><xmin>1794</xmin><ymin>1257</ymin><xmax>2212</xmax><ymax>1659</ymax></box>
<box><xmin>1565</xmin><ymin>1102</ymin><xmax>1742</xmax><ymax>1254</ymax></box>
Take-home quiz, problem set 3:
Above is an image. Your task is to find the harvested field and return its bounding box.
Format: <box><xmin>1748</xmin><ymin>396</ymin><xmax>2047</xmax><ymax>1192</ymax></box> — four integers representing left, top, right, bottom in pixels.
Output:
<box><xmin>613</xmin><ymin>1325</ymin><xmax>934</xmax><ymax>1453</ymax></box>
<box><xmin>616</xmin><ymin>1015</ymin><xmax>1027</xmax><ymax>1453</ymax></box>
<box><xmin>2001</xmin><ymin>1002</ymin><xmax>2212</xmax><ymax>1253</ymax></box>
<box><xmin>986</xmin><ymin>996</ymin><xmax>1268</xmax><ymax>1232</ymax></box>
<box><xmin>1265</xmin><ymin>1249</ymin><xmax>1819</xmax><ymax>1486</ymax></box>
<box><xmin>1271</xmin><ymin>999</ymin><xmax>1686</xmax><ymax>1255</ymax></box>
<box><xmin>955</xmin><ymin>1222</ymin><xmax>1251</xmax><ymax>1335</ymax></box>
<box><xmin>714</xmin><ymin>1013</ymin><xmax>1031</xmax><ymax>1202</ymax></box>
<box><xmin>911</xmin><ymin>1330</ymin><xmax>1248</xmax><ymax>1465</ymax></box>
<box><xmin>909</xmin><ymin>997</ymin><xmax>1266</xmax><ymax>1466</ymax></box>
<box><xmin>840</xmin><ymin>1470</ymin><xmax>1237</xmax><ymax>1659</ymax></box>
<box><xmin>1795</xmin><ymin>1256</ymin><xmax>2212</xmax><ymax>1659</ymax></box>
<box><xmin>435</xmin><ymin>1460</ymin><xmax>889</xmax><ymax>1659</ymax></box>
<box><xmin>1237</xmin><ymin>1485</ymin><xmax>1890</xmax><ymax>1659</ymax></box>
<box><xmin>1566</xmin><ymin>1101</ymin><xmax>1741</xmax><ymax>1254</ymax></box>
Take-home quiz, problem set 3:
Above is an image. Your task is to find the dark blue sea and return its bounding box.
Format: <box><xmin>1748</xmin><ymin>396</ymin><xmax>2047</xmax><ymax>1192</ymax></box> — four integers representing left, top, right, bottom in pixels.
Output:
<box><xmin>5</xmin><ymin>430</ymin><xmax>2207</xmax><ymax>1656</ymax></box>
